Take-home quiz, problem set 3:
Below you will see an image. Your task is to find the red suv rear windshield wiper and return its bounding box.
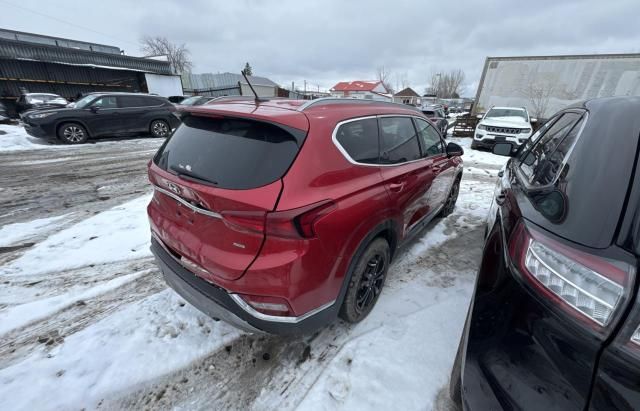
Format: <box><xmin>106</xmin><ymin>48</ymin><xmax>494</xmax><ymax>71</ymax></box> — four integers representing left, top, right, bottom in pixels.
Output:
<box><xmin>169</xmin><ymin>165</ymin><xmax>219</xmax><ymax>187</ymax></box>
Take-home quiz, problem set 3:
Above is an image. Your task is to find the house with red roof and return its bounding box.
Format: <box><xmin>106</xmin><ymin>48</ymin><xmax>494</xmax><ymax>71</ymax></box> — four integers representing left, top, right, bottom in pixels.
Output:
<box><xmin>329</xmin><ymin>80</ymin><xmax>392</xmax><ymax>102</ymax></box>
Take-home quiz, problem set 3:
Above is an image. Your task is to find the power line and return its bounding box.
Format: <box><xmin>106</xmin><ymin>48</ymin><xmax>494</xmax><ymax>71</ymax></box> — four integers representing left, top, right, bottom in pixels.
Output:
<box><xmin>0</xmin><ymin>0</ymin><xmax>139</xmax><ymax>48</ymax></box>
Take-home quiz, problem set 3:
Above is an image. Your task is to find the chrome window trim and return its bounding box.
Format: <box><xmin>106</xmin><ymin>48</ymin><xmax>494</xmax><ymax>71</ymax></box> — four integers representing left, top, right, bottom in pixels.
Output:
<box><xmin>230</xmin><ymin>294</ymin><xmax>336</xmax><ymax>323</ymax></box>
<box><xmin>331</xmin><ymin>114</ymin><xmax>436</xmax><ymax>167</ymax></box>
<box><xmin>153</xmin><ymin>185</ymin><xmax>222</xmax><ymax>219</ymax></box>
<box><xmin>515</xmin><ymin>110</ymin><xmax>589</xmax><ymax>190</ymax></box>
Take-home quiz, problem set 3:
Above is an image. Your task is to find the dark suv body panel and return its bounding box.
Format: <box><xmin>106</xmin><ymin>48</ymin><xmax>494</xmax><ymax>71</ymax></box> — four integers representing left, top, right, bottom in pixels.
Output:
<box><xmin>456</xmin><ymin>97</ymin><xmax>640</xmax><ymax>410</ymax></box>
<box><xmin>22</xmin><ymin>93</ymin><xmax>180</xmax><ymax>140</ymax></box>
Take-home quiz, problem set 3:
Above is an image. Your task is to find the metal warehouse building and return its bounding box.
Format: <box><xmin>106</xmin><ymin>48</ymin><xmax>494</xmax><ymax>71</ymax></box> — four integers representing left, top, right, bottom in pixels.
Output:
<box><xmin>181</xmin><ymin>72</ymin><xmax>279</xmax><ymax>98</ymax></box>
<box><xmin>0</xmin><ymin>28</ymin><xmax>182</xmax><ymax>114</ymax></box>
<box><xmin>473</xmin><ymin>53</ymin><xmax>640</xmax><ymax>119</ymax></box>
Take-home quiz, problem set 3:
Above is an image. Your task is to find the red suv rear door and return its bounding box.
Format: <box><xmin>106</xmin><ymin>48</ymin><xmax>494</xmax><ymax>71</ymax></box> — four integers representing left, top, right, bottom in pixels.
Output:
<box><xmin>378</xmin><ymin>116</ymin><xmax>433</xmax><ymax>237</ymax></box>
<box><xmin>414</xmin><ymin>117</ymin><xmax>455</xmax><ymax>212</ymax></box>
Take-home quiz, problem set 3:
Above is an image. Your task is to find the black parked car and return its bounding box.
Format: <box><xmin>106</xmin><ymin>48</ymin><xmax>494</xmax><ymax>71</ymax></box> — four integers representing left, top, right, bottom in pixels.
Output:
<box><xmin>0</xmin><ymin>101</ymin><xmax>9</xmax><ymax>123</ymax></box>
<box><xmin>422</xmin><ymin>106</ymin><xmax>449</xmax><ymax>136</ymax></box>
<box><xmin>450</xmin><ymin>97</ymin><xmax>640</xmax><ymax>410</ymax></box>
<box><xmin>22</xmin><ymin>93</ymin><xmax>180</xmax><ymax>144</ymax></box>
<box><xmin>177</xmin><ymin>95</ymin><xmax>219</xmax><ymax>107</ymax></box>
<box><xmin>16</xmin><ymin>93</ymin><xmax>69</xmax><ymax>116</ymax></box>
<box><xmin>168</xmin><ymin>95</ymin><xmax>188</xmax><ymax>104</ymax></box>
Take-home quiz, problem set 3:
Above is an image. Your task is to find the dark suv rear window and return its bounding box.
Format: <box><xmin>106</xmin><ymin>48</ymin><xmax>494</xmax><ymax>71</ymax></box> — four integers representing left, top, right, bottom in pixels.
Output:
<box><xmin>154</xmin><ymin>115</ymin><xmax>303</xmax><ymax>190</ymax></box>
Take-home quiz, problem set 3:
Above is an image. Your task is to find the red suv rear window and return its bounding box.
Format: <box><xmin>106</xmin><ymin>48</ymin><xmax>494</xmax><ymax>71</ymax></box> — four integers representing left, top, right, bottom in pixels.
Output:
<box><xmin>154</xmin><ymin>115</ymin><xmax>304</xmax><ymax>190</ymax></box>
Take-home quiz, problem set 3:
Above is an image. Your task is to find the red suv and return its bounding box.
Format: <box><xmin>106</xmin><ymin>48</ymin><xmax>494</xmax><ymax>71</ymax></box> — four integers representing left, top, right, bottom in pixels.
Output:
<box><xmin>147</xmin><ymin>97</ymin><xmax>464</xmax><ymax>334</ymax></box>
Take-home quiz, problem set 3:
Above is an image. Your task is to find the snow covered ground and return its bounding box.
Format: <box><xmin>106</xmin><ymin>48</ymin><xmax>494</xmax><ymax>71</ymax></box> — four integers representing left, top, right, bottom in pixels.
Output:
<box><xmin>0</xmin><ymin>124</ymin><xmax>508</xmax><ymax>410</ymax></box>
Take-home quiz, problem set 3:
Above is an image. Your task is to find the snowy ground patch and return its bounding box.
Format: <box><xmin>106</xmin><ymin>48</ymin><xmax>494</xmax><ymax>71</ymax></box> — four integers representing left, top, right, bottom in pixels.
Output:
<box><xmin>0</xmin><ymin>124</ymin><xmax>60</xmax><ymax>151</ymax></box>
<box><xmin>0</xmin><ymin>290</ymin><xmax>241</xmax><ymax>411</ymax></box>
<box><xmin>2</xmin><ymin>194</ymin><xmax>152</xmax><ymax>277</ymax></box>
<box><xmin>0</xmin><ymin>214</ymin><xmax>70</xmax><ymax>247</ymax></box>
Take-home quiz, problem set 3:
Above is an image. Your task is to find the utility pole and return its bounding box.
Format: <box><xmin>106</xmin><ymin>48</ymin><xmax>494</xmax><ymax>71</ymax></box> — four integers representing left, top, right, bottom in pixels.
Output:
<box><xmin>304</xmin><ymin>80</ymin><xmax>307</xmax><ymax>95</ymax></box>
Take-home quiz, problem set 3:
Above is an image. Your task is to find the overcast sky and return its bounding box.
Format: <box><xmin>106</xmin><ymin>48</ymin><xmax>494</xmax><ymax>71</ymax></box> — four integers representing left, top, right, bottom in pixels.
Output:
<box><xmin>3</xmin><ymin>0</ymin><xmax>640</xmax><ymax>96</ymax></box>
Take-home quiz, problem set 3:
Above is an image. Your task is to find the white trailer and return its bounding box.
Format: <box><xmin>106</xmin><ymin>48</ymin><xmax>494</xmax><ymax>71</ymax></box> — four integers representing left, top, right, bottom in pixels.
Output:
<box><xmin>473</xmin><ymin>53</ymin><xmax>640</xmax><ymax>119</ymax></box>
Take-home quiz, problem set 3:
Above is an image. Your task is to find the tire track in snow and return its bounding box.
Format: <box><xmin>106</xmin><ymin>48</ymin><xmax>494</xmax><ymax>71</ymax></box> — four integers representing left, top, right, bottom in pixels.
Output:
<box><xmin>0</xmin><ymin>263</ymin><xmax>165</xmax><ymax>370</ymax></box>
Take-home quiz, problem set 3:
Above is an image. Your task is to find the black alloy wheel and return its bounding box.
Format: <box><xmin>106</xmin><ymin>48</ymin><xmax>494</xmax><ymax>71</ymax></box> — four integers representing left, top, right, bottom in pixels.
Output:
<box><xmin>440</xmin><ymin>177</ymin><xmax>460</xmax><ymax>217</ymax></box>
<box><xmin>150</xmin><ymin>120</ymin><xmax>170</xmax><ymax>138</ymax></box>
<box><xmin>340</xmin><ymin>238</ymin><xmax>390</xmax><ymax>323</ymax></box>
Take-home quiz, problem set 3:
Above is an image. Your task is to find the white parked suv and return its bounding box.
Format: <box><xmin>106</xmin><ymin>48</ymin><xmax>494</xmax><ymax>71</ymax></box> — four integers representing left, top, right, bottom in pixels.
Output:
<box><xmin>471</xmin><ymin>106</ymin><xmax>534</xmax><ymax>150</ymax></box>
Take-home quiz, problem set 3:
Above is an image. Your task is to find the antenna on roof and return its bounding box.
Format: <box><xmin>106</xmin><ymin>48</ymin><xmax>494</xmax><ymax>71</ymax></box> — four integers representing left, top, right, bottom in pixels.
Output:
<box><xmin>241</xmin><ymin>71</ymin><xmax>268</xmax><ymax>103</ymax></box>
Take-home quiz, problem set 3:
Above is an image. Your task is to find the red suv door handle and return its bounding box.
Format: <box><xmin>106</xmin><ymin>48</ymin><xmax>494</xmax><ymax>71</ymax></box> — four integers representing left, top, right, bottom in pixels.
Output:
<box><xmin>389</xmin><ymin>182</ymin><xmax>404</xmax><ymax>192</ymax></box>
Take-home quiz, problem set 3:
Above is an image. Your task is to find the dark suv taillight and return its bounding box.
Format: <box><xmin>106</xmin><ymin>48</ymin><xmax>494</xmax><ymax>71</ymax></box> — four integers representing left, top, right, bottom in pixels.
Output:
<box><xmin>632</xmin><ymin>326</ymin><xmax>640</xmax><ymax>346</ymax></box>
<box><xmin>509</xmin><ymin>221</ymin><xmax>635</xmax><ymax>331</ymax></box>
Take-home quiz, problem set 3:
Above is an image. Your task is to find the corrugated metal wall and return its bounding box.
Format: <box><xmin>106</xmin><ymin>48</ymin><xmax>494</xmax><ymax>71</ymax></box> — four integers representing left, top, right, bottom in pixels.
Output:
<box><xmin>0</xmin><ymin>58</ymin><xmax>144</xmax><ymax>99</ymax></box>
<box><xmin>0</xmin><ymin>37</ymin><xmax>172</xmax><ymax>74</ymax></box>
<box><xmin>181</xmin><ymin>72</ymin><xmax>278</xmax><ymax>90</ymax></box>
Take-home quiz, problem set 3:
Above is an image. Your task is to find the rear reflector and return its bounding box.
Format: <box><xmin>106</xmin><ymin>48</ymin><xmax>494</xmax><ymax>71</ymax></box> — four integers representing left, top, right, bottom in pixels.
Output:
<box><xmin>510</xmin><ymin>221</ymin><xmax>634</xmax><ymax>328</ymax></box>
<box><xmin>237</xmin><ymin>294</ymin><xmax>292</xmax><ymax>316</ymax></box>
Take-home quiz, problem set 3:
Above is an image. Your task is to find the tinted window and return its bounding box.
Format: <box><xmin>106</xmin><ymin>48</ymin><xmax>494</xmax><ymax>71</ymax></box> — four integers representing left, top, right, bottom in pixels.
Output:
<box><xmin>91</xmin><ymin>96</ymin><xmax>117</xmax><ymax>109</ymax></box>
<box><xmin>415</xmin><ymin>118</ymin><xmax>444</xmax><ymax>157</ymax></box>
<box><xmin>379</xmin><ymin>117</ymin><xmax>421</xmax><ymax>164</ymax></box>
<box><xmin>154</xmin><ymin>116</ymin><xmax>301</xmax><ymax>190</ymax></box>
<box><xmin>519</xmin><ymin>112</ymin><xmax>582</xmax><ymax>186</ymax></box>
<box><xmin>118</xmin><ymin>96</ymin><xmax>152</xmax><ymax>108</ymax></box>
<box><xmin>335</xmin><ymin>118</ymin><xmax>379</xmax><ymax>164</ymax></box>
<box><xmin>536</xmin><ymin>116</ymin><xmax>585</xmax><ymax>186</ymax></box>
<box><xmin>485</xmin><ymin>108</ymin><xmax>527</xmax><ymax>120</ymax></box>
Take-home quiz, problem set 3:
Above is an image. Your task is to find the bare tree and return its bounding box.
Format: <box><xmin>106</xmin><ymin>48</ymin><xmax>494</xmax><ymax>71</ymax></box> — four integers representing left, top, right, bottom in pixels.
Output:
<box><xmin>426</xmin><ymin>69</ymin><xmax>465</xmax><ymax>98</ymax></box>
<box><xmin>522</xmin><ymin>78</ymin><xmax>556</xmax><ymax>119</ymax></box>
<box><xmin>140</xmin><ymin>36</ymin><xmax>192</xmax><ymax>74</ymax></box>
<box><xmin>376</xmin><ymin>65</ymin><xmax>394</xmax><ymax>94</ymax></box>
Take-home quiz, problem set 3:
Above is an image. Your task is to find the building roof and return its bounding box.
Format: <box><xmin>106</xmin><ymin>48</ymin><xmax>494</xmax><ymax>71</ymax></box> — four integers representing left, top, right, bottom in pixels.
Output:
<box><xmin>182</xmin><ymin>72</ymin><xmax>278</xmax><ymax>91</ymax></box>
<box><xmin>394</xmin><ymin>87</ymin><xmax>419</xmax><ymax>97</ymax></box>
<box><xmin>0</xmin><ymin>36</ymin><xmax>172</xmax><ymax>74</ymax></box>
<box><xmin>0</xmin><ymin>28</ymin><xmax>121</xmax><ymax>54</ymax></box>
<box><xmin>331</xmin><ymin>81</ymin><xmax>382</xmax><ymax>92</ymax></box>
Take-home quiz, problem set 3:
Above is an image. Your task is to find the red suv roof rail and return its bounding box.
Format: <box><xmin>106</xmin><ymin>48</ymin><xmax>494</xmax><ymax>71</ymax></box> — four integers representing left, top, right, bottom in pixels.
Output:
<box><xmin>297</xmin><ymin>97</ymin><xmax>422</xmax><ymax>113</ymax></box>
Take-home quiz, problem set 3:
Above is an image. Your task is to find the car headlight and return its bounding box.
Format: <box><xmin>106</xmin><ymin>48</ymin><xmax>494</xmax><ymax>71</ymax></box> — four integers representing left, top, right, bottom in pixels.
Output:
<box><xmin>477</xmin><ymin>124</ymin><xmax>487</xmax><ymax>130</ymax></box>
<box><xmin>29</xmin><ymin>112</ymin><xmax>55</xmax><ymax>119</ymax></box>
<box><xmin>520</xmin><ymin>128</ymin><xmax>532</xmax><ymax>134</ymax></box>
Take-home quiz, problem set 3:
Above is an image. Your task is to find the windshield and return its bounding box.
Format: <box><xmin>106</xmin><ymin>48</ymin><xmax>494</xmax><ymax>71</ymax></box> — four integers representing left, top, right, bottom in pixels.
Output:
<box><xmin>26</xmin><ymin>94</ymin><xmax>68</xmax><ymax>104</ymax></box>
<box><xmin>485</xmin><ymin>108</ymin><xmax>527</xmax><ymax>120</ymax></box>
<box><xmin>180</xmin><ymin>96</ymin><xmax>206</xmax><ymax>106</ymax></box>
<box><xmin>74</xmin><ymin>95</ymin><xmax>99</xmax><ymax>109</ymax></box>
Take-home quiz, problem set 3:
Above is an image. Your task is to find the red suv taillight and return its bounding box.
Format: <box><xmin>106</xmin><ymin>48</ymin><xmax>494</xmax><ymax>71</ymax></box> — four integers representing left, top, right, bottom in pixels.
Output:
<box><xmin>509</xmin><ymin>221</ymin><xmax>635</xmax><ymax>331</ymax></box>
<box><xmin>222</xmin><ymin>200</ymin><xmax>336</xmax><ymax>239</ymax></box>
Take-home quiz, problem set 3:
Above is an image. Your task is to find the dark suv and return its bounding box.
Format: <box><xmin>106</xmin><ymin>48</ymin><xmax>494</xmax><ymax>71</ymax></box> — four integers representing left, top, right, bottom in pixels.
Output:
<box><xmin>422</xmin><ymin>105</ymin><xmax>449</xmax><ymax>136</ymax></box>
<box><xmin>451</xmin><ymin>97</ymin><xmax>640</xmax><ymax>410</ymax></box>
<box><xmin>147</xmin><ymin>97</ymin><xmax>464</xmax><ymax>334</ymax></box>
<box><xmin>22</xmin><ymin>92</ymin><xmax>180</xmax><ymax>144</ymax></box>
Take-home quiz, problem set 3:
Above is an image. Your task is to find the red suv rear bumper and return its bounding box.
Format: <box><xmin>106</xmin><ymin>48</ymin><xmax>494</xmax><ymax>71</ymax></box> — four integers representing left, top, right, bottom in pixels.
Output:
<box><xmin>151</xmin><ymin>237</ymin><xmax>338</xmax><ymax>334</ymax></box>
